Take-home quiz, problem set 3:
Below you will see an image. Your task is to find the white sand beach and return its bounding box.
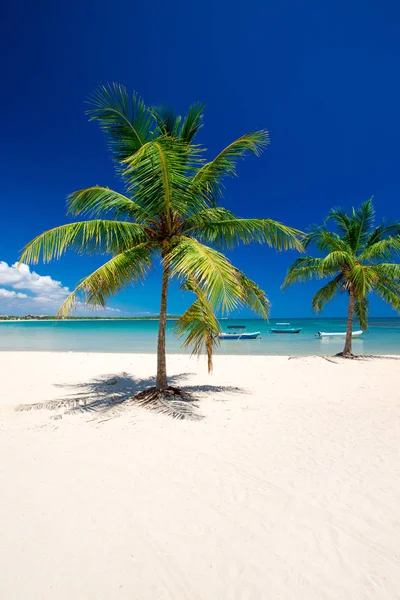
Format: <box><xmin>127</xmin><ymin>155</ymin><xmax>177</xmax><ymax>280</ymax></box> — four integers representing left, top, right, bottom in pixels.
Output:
<box><xmin>1</xmin><ymin>351</ymin><xmax>400</xmax><ymax>599</ymax></box>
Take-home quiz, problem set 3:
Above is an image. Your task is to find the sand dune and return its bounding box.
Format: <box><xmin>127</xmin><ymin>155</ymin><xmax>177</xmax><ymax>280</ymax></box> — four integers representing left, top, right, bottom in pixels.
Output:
<box><xmin>0</xmin><ymin>352</ymin><xmax>399</xmax><ymax>599</ymax></box>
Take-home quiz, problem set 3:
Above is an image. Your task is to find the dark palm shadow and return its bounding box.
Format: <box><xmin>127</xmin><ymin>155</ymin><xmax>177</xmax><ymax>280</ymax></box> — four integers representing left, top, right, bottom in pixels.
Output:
<box><xmin>16</xmin><ymin>372</ymin><xmax>246</xmax><ymax>421</ymax></box>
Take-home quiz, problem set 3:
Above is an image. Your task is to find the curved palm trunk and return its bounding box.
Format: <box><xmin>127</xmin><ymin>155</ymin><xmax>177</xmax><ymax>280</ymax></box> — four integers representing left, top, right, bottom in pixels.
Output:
<box><xmin>156</xmin><ymin>260</ymin><xmax>170</xmax><ymax>391</ymax></box>
<box><xmin>343</xmin><ymin>287</ymin><xmax>355</xmax><ymax>356</ymax></box>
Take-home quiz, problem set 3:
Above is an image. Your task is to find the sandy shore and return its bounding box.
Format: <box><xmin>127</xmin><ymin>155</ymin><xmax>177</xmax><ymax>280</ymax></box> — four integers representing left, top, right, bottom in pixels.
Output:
<box><xmin>1</xmin><ymin>352</ymin><xmax>399</xmax><ymax>599</ymax></box>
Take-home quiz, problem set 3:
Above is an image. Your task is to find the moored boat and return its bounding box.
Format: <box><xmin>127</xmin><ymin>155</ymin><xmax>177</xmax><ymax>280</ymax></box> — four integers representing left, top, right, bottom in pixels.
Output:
<box><xmin>270</xmin><ymin>322</ymin><xmax>301</xmax><ymax>334</ymax></box>
<box><xmin>316</xmin><ymin>330</ymin><xmax>363</xmax><ymax>338</ymax></box>
<box><xmin>219</xmin><ymin>325</ymin><xmax>261</xmax><ymax>340</ymax></box>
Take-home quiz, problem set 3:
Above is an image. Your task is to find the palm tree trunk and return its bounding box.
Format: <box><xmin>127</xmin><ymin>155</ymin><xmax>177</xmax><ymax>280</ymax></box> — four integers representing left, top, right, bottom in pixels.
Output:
<box><xmin>343</xmin><ymin>287</ymin><xmax>355</xmax><ymax>356</ymax></box>
<box><xmin>156</xmin><ymin>260</ymin><xmax>170</xmax><ymax>391</ymax></box>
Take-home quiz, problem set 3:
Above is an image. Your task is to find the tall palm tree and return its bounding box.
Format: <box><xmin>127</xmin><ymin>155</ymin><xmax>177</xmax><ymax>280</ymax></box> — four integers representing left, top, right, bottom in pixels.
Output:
<box><xmin>21</xmin><ymin>84</ymin><xmax>302</xmax><ymax>398</ymax></box>
<box><xmin>283</xmin><ymin>199</ymin><xmax>400</xmax><ymax>356</ymax></box>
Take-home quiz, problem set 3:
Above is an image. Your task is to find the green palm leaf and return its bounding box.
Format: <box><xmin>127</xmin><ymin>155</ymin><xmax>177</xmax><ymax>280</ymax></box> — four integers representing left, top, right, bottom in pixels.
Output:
<box><xmin>175</xmin><ymin>280</ymin><xmax>221</xmax><ymax>373</ymax></box>
<box><xmin>347</xmin><ymin>264</ymin><xmax>378</xmax><ymax>297</ymax></box>
<box><xmin>186</xmin><ymin>212</ymin><xmax>303</xmax><ymax>251</ymax></box>
<box><xmin>123</xmin><ymin>138</ymin><xmax>206</xmax><ymax>219</ymax></box>
<box><xmin>151</xmin><ymin>106</ymin><xmax>182</xmax><ymax>138</ymax></box>
<box><xmin>189</xmin><ymin>131</ymin><xmax>269</xmax><ymax>204</ymax></box>
<box><xmin>326</xmin><ymin>207</ymin><xmax>352</xmax><ymax>238</ymax></box>
<box><xmin>168</xmin><ymin>237</ymin><xmax>243</xmax><ymax>313</ymax></box>
<box><xmin>20</xmin><ymin>220</ymin><xmax>146</xmax><ymax>264</ymax></box>
<box><xmin>365</xmin><ymin>221</ymin><xmax>400</xmax><ymax>247</ymax></box>
<box><xmin>87</xmin><ymin>83</ymin><xmax>154</xmax><ymax>161</ymax></box>
<box><xmin>179</xmin><ymin>103</ymin><xmax>205</xmax><ymax>143</ymax></box>
<box><xmin>234</xmin><ymin>270</ymin><xmax>270</xmax><ymax>318</ymax></box>
<box><xmin>321</xmin><ymin>250</ymin><xmax>354</xmax><ymax>271</ymax></box>
<box><xmin>373</xmin><ymin>280</ymin><xmax>400</xmax><ymax>311</ymax></box>
<box><xmin>354</xmin><ymin>297</ymin><xmax>369</xmax><ymax>330</ymax></box>
<box><xmin>67</xmin><ymin>186</ymin><xmax>148</xmax><ymax>222</ymax></box>
<box><xmin>304</xmin><ymin>228</ymin><xmax>349</xmax><ymax>252</ymax></box>
<box><xmin>351</xmin><ymin>198</ymin><xmax>375</xmax><ymax>251</ymax></box>
<box><xmin>359</xmin><ymin>236</ymin><xmax>400</xmax><ymax>261</ymax></box>
<box><xmin>370</xmin><ymin>263</ymin><xmax>400</xmax><ymax>279</ymax></box>
<box><xmin>312</xmin><ymin>275</ymin><xmax>344</xmax><ymax>312</ymax></box>
<box><xmin>58</xmin><ymin>242</ymin><xmax>154</xmax><ymax>316</ymax></box>
<box><xmin>282</xmin><ymin>256</ymin><xmax>334</xmax><ymax>287</ymax></box>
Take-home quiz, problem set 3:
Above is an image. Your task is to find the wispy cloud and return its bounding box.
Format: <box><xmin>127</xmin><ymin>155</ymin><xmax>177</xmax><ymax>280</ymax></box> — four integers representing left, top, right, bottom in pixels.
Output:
<box><xmin>0</xmin><ymin>288</ymin><xmax>28</xmax><ymax>299</ymax></box>
<box><xmin>0</xmin><ymin>261</ymin><xmax>121</xmax><ymax>315</ymax></box>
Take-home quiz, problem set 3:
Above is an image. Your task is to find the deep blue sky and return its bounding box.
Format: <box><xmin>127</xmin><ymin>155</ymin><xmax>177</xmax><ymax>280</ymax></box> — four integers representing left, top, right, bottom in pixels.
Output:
<box><xmin>1</xmin><ymin>0</ymin><xmax>399</xmax><ymax>317</ymax></box>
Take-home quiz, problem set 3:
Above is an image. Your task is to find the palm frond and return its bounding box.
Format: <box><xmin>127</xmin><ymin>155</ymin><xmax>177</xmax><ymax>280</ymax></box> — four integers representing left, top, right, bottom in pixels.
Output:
<box><xmin>346</xmin><ymin>264</ymin><xmax>375</xmax><ymax>297</ymax></box>
<box><xmin>304</xmin><ymin>227</ymin><xmax>349</xmax><ymax>253</ymax></box>
<box><xmin>123</xmin><ymin>137</ymin><xmax>206</xmax><ymax>219</ymax></box>
<box><xmin>326</xmin><ymin>207</ymin><xmax>352</xmax><ymax>238</ymax></box>
<box><xmin>321</xmin><ymin>250</ymin><xmax>354</xmax><ymax>271</ymax></box>
<box><xmin>175</xmin><ymin>269</ymin><xmax>269</xmax><ymax>371</ymax></box>
<box><xmin>179</xmin><ymin>103</ymin><xmax>204</xmax><ymax>143</ymax></box>
<box><xmin>151</xmin><ymin>106</ymin><xmax>182</xmax><ymax>137</ymax></box>
<box><xmin>350</xmin><ymin>197</ymin><xmax>375</xmax><ymax>252</ymax></box>
<box><xmin>369</xmin><ymin>263</ymin><xmax>400</xmax><ymax>280</ymax></box>
<box><xmin>189</xmin><ymin>131</ymin><xmax>269</xmax><ymax>204</ymax></box>
<box><xmin>58</xmin><ymin>243</ymin><xmax>154</xmax><ymax>316</ymax></box>
<box><xmin>282</xmin><ymin>256</ymin><xmax>336</xmax><ymax>288</ymax></box>
<box><xmin>67</xmin><ymin>186</ymin><xmax>149</xmax><ymax>222</ymax></box>
<box><xmin>359</xmin><ymin>235</ymin><xmax>400</xmax><ymax>262</ymax></box>
<box><xmin>87</xmin><ymin>83</ymin><xmax>154</xmax><ymax>161</ymax></box>
<box><xmin>183</xmin><ymin>207</ymin><xmax>236</xmax><ymax>230</ymax></box>
<box><xmin>373</xmin><ymin>280</ymin><xmax>400</xmax><ymax>313</ymax></box>
<box><xmin>20</xmin><ymin>220</ymin><xmax>146</xmax><ymax>264</ymax></box>
<box><xmin>311</xmin><ymin>275</ymin><xmax>344</xmax><ymax>312</ymax></box>
<box><xmin>365</xmin><ymin>220</ymin><xmax>400</xmax><ymax>247</ymax></box>
<box><xmin>175</xmin><ymin>280</ymin><xmax>221</xmax><ymax>373</ymax></box>
<box><xmin>186</xmin><ymin>213</ymin><xmax>303</xmax><ymax>251</ymax></box>
<box><xmin>234</xmin><ymin>270</ymin><xmax>270</xmax><ymax>318</ymax></box>
<box><xmin>354</xmin><ymin>297</ymin><xmax>369</xmax><ymax>330</ymax></box>
<box><xmin>168</xmin><ymin>237</ymin><xmax>243</xmax><ymax>313</ymax></box>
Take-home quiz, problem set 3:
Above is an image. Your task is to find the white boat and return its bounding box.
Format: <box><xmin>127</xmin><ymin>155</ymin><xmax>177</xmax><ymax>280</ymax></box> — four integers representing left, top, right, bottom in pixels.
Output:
<box><xmin>316</xmin><ymin>330</ymin><xmax>363</xmax><ymax>338</ymax></box>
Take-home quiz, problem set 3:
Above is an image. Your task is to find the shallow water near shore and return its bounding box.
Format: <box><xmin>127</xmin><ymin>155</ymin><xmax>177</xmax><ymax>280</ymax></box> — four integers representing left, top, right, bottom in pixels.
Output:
<box><xmin>0</xmin><ymin>317</ymin><xmax>399</xmax><ymax>355</ymax></box>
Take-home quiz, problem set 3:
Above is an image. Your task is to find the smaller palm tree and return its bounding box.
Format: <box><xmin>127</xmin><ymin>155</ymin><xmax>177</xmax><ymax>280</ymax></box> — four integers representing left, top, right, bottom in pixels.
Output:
<box><xmin>282</xmin><ymin>199</ymin><xmax>400</xmax><ymax>356</ymax></box>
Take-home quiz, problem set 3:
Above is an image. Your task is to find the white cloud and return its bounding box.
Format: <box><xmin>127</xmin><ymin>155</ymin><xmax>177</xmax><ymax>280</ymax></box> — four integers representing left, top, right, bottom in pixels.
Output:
<box><xmin>0</xmin><ymin>262</ymin><xmax>69</xmax><ymax>298</ymax></box>
<box><xmin>0</xmin><ymin>288</ymin><xmax>28</xmax><ymax>299</ymax></box>
<box><xmin>0</xmin><ymin>261</ymin><xmax>121</xmax><ymax>315</ymax></box>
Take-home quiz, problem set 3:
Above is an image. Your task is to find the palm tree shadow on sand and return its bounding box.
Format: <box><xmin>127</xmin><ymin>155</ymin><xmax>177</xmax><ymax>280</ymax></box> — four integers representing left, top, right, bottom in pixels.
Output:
<box><xmin>16</xmin><ymin>372</ymin><xmax>246</xmax><ymax>421</ymax></box>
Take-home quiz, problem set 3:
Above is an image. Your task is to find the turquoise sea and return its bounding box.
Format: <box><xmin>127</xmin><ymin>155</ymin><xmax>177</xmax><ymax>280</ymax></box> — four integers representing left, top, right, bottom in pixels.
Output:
<box><xmin>0</xmin><ymin>318</ymin><xmax>399</xmax><ymax>355</ymax></box>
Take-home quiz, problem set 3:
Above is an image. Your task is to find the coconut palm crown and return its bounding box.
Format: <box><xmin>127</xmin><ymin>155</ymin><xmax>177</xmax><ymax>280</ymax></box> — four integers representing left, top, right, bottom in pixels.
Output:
<box><xmin>21</xmin><ymin>84</ymin><xmax>302</xmax><ymax>394</ymax></box>
<box><xmin>282</xmin><ymin>199</ymin><xmax>400</xmax><ymax>356</ymax></box>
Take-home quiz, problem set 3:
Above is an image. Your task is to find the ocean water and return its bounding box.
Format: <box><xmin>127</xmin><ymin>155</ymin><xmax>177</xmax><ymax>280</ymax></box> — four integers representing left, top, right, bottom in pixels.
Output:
<box><xmin>0</xmin><ymin>318</ymin><xmax>399</xmax><ymax>355</ymax></box>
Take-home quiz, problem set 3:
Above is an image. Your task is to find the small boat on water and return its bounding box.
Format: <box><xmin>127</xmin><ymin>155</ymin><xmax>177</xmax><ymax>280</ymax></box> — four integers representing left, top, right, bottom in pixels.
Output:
<box><xmin>219</xmin><ymin>325</ymin><xmax>261</xmax><ymax>340</ymax></box>
<box><xmin>270</xmin><ymin>322</ymin><xmax>302</xmax><ymax>334</ymax></box>
<box><xmin>316</xmin><ymin>330</ymin><xmax>363</xmax><ymax>339</ymax></box>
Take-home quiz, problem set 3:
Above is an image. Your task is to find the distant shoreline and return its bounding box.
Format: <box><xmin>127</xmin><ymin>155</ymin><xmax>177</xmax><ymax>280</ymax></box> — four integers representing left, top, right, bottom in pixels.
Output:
<box><xmin>0</xmin><ymin>316</ymin><xmax>398</xmax><ymax>323</ymax></box>
<box><xmin>0</xmin><ymin>317</ymin><xmax>181</xmax><ymax>322</ymax></box>
<box><xmin>0</xmin><ymin>315</ymin><xmax>400</xmax><ymax>323</ymax></box>
<box><xmin>0</xmin><ymin>319</ymin><xmax>180</xmax><ymax>323</ymax></box>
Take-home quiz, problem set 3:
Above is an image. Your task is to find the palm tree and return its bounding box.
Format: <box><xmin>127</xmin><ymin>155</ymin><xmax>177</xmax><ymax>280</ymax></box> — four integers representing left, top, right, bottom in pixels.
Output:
<box><xmin>282</xmin><ymin>199</ymin><xmax>400</xmax><ymax>356</ymax></box>
<box><xmin>21</xmin><ymin>84</ymin><xmax>302</xmax><ymax>399</ymax></box>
